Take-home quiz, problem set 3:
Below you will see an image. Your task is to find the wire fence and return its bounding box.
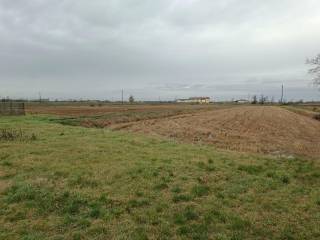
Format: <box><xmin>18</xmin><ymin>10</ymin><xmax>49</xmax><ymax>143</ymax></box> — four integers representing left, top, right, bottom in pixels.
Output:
<box><xmin>0</xmin><ymin>102</ymin><xmax>25</xmax><ymax>116</ymax></box>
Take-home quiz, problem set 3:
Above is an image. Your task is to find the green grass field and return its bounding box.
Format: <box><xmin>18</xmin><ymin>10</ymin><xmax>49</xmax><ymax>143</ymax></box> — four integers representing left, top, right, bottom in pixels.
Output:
<box><xmin>0</xmin><ymin>116</ymin><xmax>320</xmax><ymax>239</ymax></box>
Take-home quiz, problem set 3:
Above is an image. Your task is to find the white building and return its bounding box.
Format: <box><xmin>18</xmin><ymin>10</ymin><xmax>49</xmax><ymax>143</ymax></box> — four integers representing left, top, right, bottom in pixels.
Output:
<box><xmin>177</xmin><ymin>97</ymin><xmax>210</xmax><ymax>104</ymax></box>
<box><xmin>234</xmin><ymin>99</ymin><xmax>250</xmax><ymax>104</ymax></box>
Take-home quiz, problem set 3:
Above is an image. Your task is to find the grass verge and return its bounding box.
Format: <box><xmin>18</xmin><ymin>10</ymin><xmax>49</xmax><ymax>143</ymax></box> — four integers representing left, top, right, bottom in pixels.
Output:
<box><xmin>0</xmin><ymin>116</ymin><xmax>319</xmax><ymax>239</ymax></box>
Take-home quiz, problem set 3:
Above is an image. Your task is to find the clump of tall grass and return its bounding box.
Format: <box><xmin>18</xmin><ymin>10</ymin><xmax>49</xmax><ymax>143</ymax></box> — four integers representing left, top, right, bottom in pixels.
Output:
<box><xmin>0</xmin><ymin>128</ymin><xmax>37</xmax><ymax>142</ymax></box>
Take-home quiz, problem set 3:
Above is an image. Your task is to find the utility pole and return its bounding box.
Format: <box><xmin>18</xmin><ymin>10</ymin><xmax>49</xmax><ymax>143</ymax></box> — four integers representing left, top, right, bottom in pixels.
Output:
<box><xmin>121</xmin><ymin>89</ymin><xmax>124</xmax><ymax>105</ymax></box>
<box><xmin>280</xmin><ymin>84</ymin><xmax>284</xmax><ymax>104</ymax></box>
<box><xmin>39</xmin><ymin>92</ymin><xmax>42</xmax><ymax>103</ymax></box>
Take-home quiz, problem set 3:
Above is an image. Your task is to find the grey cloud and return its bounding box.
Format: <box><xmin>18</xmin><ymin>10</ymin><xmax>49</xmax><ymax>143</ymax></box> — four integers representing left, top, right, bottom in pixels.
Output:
<box><xmin>0</xmin><ymin>0</ymin><xmax>320</xmax><ymax>100</ymax></box>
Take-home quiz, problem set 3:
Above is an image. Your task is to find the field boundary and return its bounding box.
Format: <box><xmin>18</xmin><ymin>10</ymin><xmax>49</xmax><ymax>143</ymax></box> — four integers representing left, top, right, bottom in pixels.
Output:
<box><xmin>0</xmin><ymin>102</ymin><xmax>25</xmax><ymax>116</ymax></box>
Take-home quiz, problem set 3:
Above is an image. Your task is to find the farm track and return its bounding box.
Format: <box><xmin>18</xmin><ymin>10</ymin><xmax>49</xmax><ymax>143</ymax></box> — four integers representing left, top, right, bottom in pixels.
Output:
<box><xmin>116</xmin><ymin>106</ymin><xmax>320</xmax><ymax>158</ymax></box>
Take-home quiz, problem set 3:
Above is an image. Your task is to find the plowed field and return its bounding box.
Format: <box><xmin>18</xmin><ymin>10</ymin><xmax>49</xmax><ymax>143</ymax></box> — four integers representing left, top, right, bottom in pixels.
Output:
<box><xmin>114</xmin><ymin>106</ymin><xmax>320</xmax><ymax>158</ymax></box>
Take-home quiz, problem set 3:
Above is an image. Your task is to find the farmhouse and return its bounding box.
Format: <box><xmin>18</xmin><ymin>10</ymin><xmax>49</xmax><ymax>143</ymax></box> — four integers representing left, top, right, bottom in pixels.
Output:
<box><xmin>177</xmin><ymin>97</ymin><xmax>210</xmax><ymax>104</ymax></box>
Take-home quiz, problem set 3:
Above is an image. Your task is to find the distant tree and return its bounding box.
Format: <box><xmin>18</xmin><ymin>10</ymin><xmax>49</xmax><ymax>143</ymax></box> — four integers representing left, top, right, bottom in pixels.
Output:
<box><xmin>264</xmin><ymin>96</ymin><xmax>269</xmax><ymax>103</ymax></box>
<box><xmin>259</xmin><ymin>95</ymin><xmax>267</xmax><ymax>104</ymax></box>
<box><xmin>251</xmin><ymin>95</ymin><xmax>257</xmax><ymax>104</ymax></box>
<box><xmin>270</xmin><ymin>96</ymin><xmax>275</xmax><ymax>104</ymax></box>
<box><xmin>307</xmin><ymin>54</ymin><xmax>320</xmax><ymax>88</ymax></box>
<box><xmin>129</xmin><ymin>95</ymin><xmax>135</xmax><ymax>104</ymax></box>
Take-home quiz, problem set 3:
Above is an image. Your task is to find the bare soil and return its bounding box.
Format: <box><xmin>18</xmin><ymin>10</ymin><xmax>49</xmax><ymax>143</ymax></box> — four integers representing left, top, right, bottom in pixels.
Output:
<box><xmin>114</xmin><ymin>106</ymin><xmax>320</xmax><ymax>158</ymax></box>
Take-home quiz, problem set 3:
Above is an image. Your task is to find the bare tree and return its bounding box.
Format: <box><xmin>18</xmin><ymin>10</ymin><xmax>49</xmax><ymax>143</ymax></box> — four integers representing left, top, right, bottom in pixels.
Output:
<box><xmin>307</xmin><ymin>54</ymin><xmax>320</xmax><ymax>87</ymax></box>
<box><xmin>251</xmin><ymin>95</ymin><xmax>257</xmax><ymax>104</ymax></box>
<box><xmin>259</xmin><ymin>95</ymin><xmax>267</xmax><ymax>105</ymax></box>
<box><xmin>270</xmin><ymin>96</ymin><xmax>275</xmax><ymax>104</ymax></box>
<box><xmin>129</xmin><ymin>95</ymin><xmax>135</xmax><ymax>104</ymax></box>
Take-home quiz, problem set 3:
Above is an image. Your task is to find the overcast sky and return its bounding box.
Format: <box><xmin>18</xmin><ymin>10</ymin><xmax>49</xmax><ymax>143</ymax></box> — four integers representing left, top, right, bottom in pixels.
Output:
<box><xmin>1</xmin><ymin>0</ymin><xmax>320</xmax><ymax>101</ymax></box>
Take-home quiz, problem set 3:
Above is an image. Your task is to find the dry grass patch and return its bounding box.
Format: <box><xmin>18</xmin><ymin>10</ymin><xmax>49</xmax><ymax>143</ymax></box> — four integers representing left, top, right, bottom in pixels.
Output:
<box><xmin>119</xmin><ymin>106</ymin><xmax>320</xmax><ymax>158</ymax></box>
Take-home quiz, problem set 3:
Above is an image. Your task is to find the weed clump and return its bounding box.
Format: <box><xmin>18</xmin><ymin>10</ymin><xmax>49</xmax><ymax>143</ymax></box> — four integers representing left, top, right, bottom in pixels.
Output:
<box><xmin>127</xmin><ymin>199</ymin><xmax>150</xmax><ymax>208</ymax></box>
<box><xmin>172</xmin><ymin>194</ymin><xmax>192</xmax><ymax>203</ymax></box>
<box><xmin>89</xmin><ymin>203</ymin><xmax>102</xmax><ymax>218</ymax></box>
<box><xmin>5</xmin><ymin>183</ymin><xmax>88</xmax><ymax>215</ymax></box>
<box><xmin>174</xmin><ymin>206</ymin><xmax>198</xmax><ymax>225</ymax></box>
<box><xmin>177</xmin><ymin>223</ymin><xmax>209</xmax><ymax>239</ymax></box>
<box><xmin>229</xmin><ymin>215</ymin><xmax>251</xmax><ymax>231</ymax></box>
<box><xmin>183</xmin><ymin>206</ymin><xmax>198</xmax><ymax>221</ymax></box>
<box><xmin>68</xmin><ymin>175</ymin><xmax>98</xmax><ymax>188</ymax></box>
<box><xmin>1</xmin><ymin>160</ymin><xmax>12</xmax><ymax>166</ymax></box>
<box><xmin>171</xmin><ymin>186</ymin><xmax>182</xmax><ymax>193</ymax></box>
<box><xmin>5</xmin><ymin>183</ymin><xmax>39</xmax><ymax>203</ymax></box>
<box><xmin>280</xmin><ymin>175</ymin><xmax>290</xmax><ymax>184</ymax></box>
<box><xmin>191</xmin><ymin>185</ymin><xmax>210</xmax><ymax>197</ymax></box>
<box><xmin>0</xmin><ymin>128</ymin><xmax>37</xmax><ymax>142</ymax></box>
<box><xmin>154</xmin><ymin>182</ymin><xmax>169</xmax><ymax>191</ymax></box>
<box><xmin>197</xmin><ymin>161</ymin><xmax>215</xmax><ymax>172</ymax></box>
<box><xmin>238</xmin><ymin>165</ymin><xmax>264</xmax><ymax>175</ymax></box>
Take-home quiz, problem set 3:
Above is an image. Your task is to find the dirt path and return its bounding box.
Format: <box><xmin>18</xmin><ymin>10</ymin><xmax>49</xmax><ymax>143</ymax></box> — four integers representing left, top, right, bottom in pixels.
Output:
<box><xmin>115</xmin><ymin>106</ymin><xmax>320</xmax><ymax>158</ymax></box>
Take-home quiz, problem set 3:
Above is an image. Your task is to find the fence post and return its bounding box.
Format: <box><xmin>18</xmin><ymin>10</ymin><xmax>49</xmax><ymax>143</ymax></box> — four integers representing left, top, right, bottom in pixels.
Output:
<box><xmin>10</xmin><ymin>101</ymin><xmax>13</xmax><ymax>115</ymax></box>
<box><xmin>22</xmin><ymin>102</ymin><xmax>25</xmax><ymax>115</ymax></box>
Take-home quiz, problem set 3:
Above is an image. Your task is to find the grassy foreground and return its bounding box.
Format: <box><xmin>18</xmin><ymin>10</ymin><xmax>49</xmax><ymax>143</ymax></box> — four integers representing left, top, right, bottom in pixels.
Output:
<box><xmin>0</xmin><ymin>116</ymin><xmax>319</xmax><ymax>240</ymax></box>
